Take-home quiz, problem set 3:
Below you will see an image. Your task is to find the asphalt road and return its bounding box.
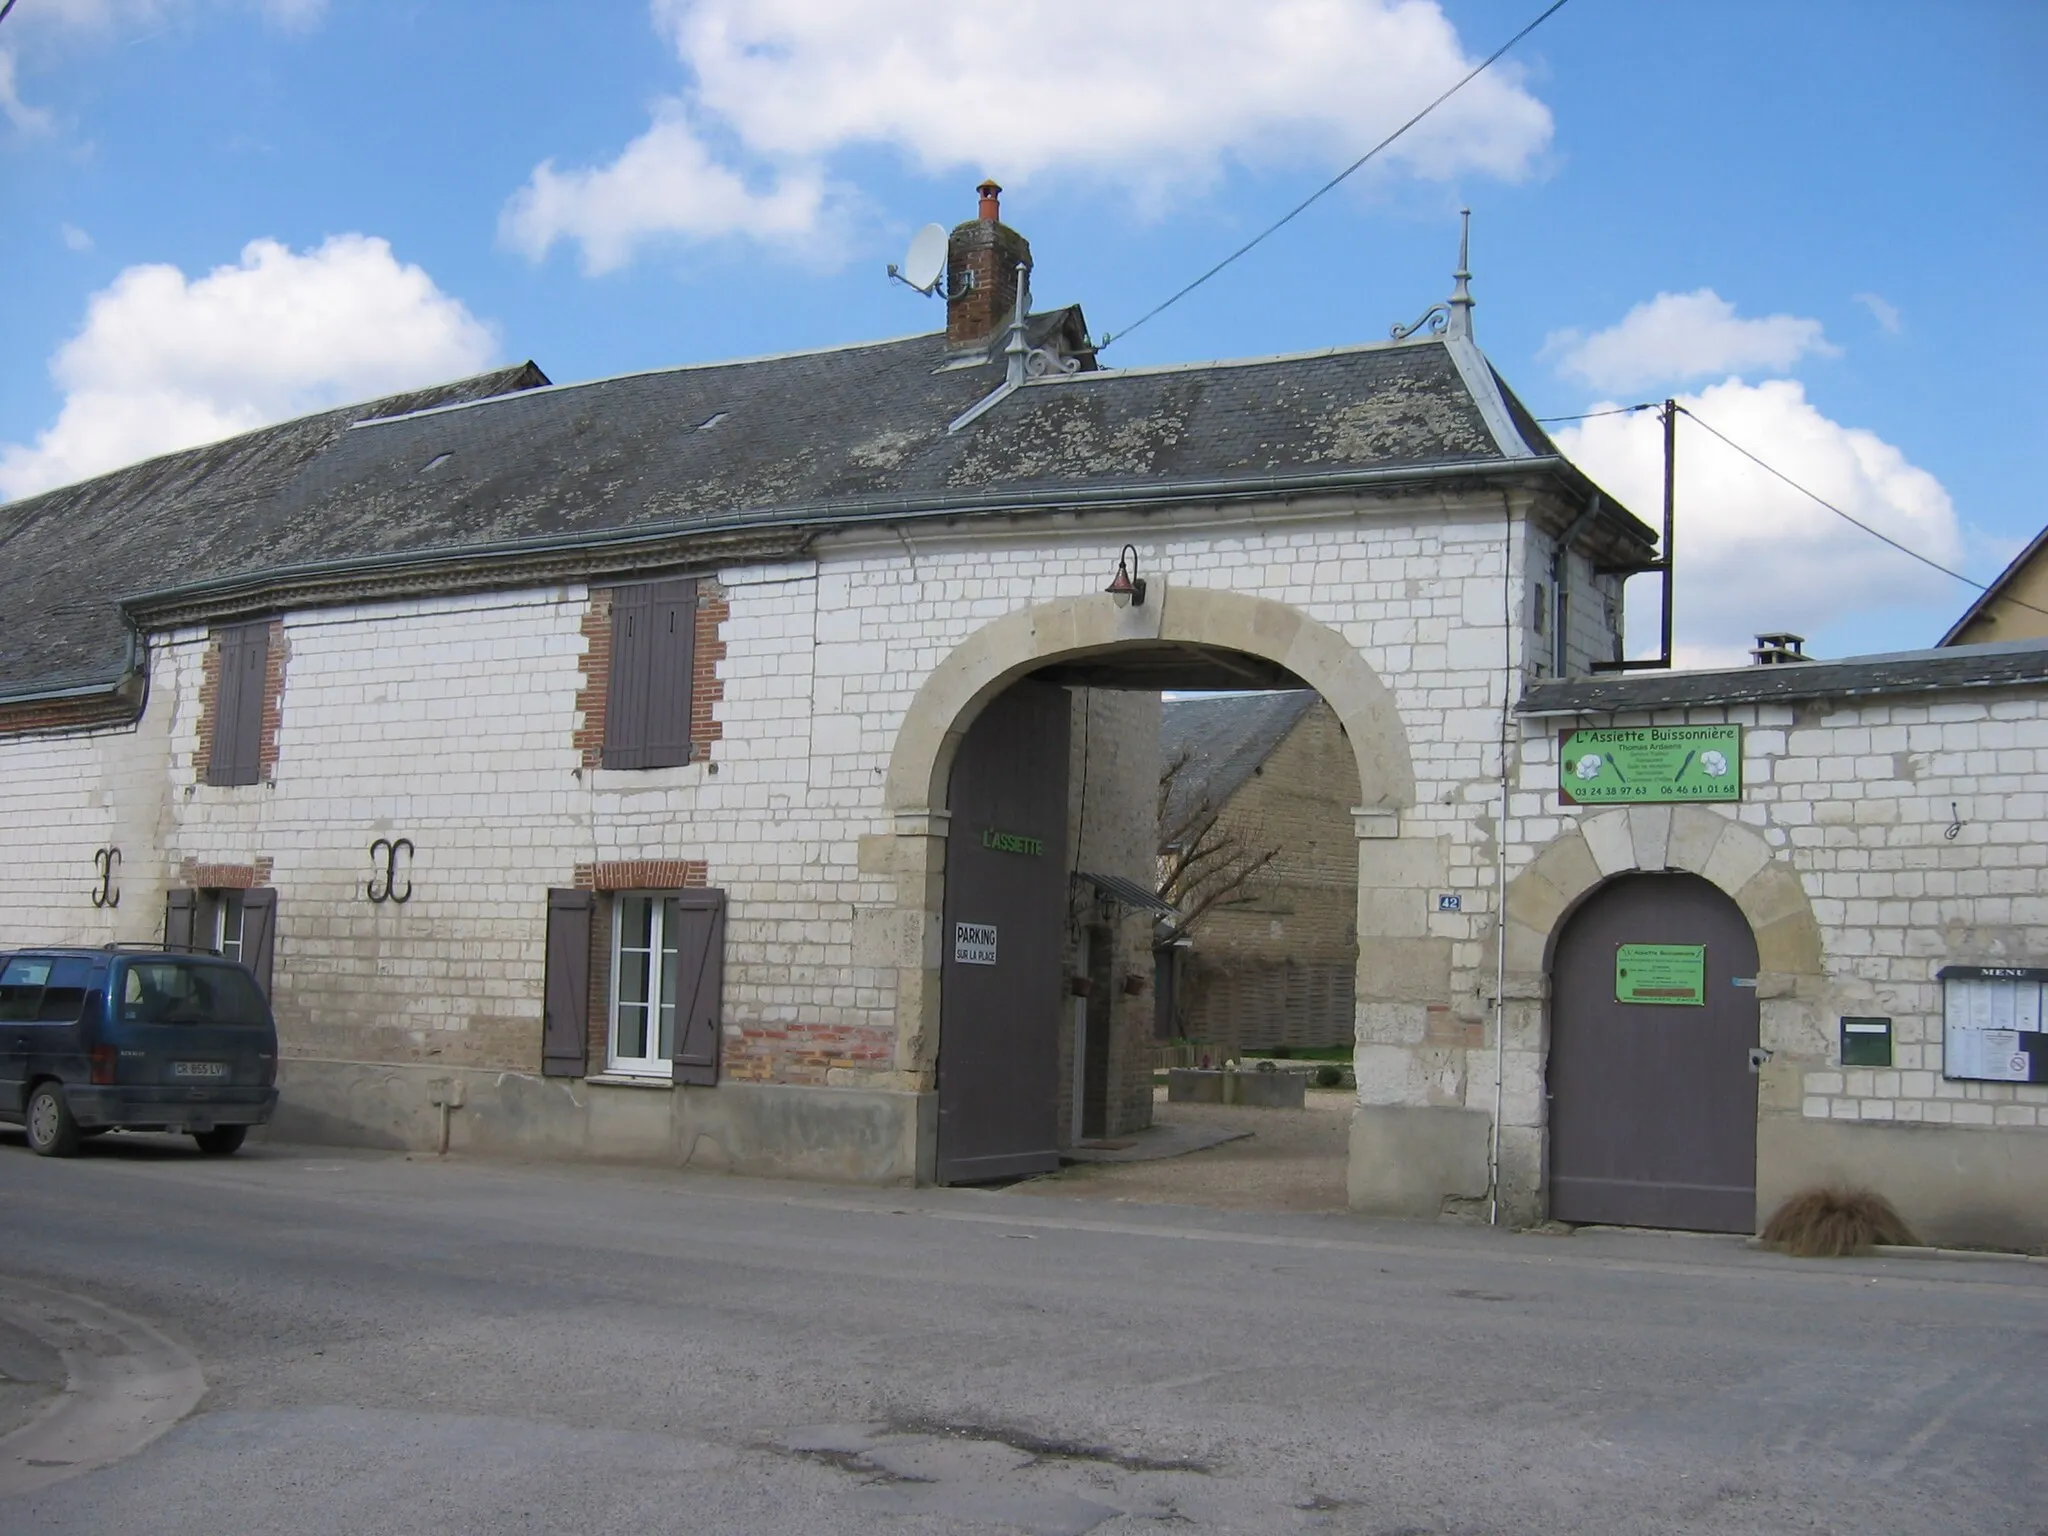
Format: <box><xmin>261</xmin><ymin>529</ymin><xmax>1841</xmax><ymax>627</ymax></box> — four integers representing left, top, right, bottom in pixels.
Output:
<box><xmin>1</xmin><ymin>1132</ymin><xmax>2044</xmax><ymax>1535</ymax></box>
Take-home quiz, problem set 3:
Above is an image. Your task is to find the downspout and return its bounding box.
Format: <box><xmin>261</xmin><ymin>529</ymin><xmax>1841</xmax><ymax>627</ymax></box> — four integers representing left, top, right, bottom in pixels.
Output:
<box><xmin>1490</xmin><ymin>491</ymin><xmax>1514</xmax><ymax>1226</ymax></box>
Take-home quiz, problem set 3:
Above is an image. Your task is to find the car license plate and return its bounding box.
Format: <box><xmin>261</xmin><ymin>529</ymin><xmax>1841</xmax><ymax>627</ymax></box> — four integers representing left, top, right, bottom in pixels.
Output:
<box><xmin>173</xmin><ymin>1061</ymin><xmax>229</xmax><ymax>1079</ymax></box>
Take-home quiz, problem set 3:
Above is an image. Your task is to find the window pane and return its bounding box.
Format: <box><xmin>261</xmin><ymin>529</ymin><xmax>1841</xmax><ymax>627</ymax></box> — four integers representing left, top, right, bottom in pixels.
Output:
<box><xmin>113</xmin><ymin>961</ymin><xmax>266</xmax><ymax>1025</ymax></box>
<box><xmin>0</xmin><ymin>958</ymin><xmax>51</xmax><ymax>1021</ymax></box>
<box><xmin>617</xmin><ymin>1001</ymin><xmax>649</xmax><ymax>1060</ymax></box>
<box><xmin>657</xmin><ymin>898</ymin><xmax>681</xmax><ymax>1061</ymax></box>
<box><xmin>618</xmin><ymin>895</ymin><xmax>654</xmax><ymax>954</ymax></box>
<box><xmin>34</xmin><ymin>957</ymin><xmax>96</xmax><ymax>1022</ymax></box>
<box><xmin>218</xmin><ymin>891</ymin><xmax>247</xmax><ymax>964</ymax></box>
<box><xmin>613</xmin><ymin>896</ymin><xmax>655</xmax><ymax>1066</ymax></box>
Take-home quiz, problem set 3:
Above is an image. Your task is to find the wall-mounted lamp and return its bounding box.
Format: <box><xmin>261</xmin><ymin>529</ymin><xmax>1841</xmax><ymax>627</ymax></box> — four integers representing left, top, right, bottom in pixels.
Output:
<box><xmin>1104</xmin><ymin>544</ymin><xmax>1147</xmax><ymax>607</ymax></box>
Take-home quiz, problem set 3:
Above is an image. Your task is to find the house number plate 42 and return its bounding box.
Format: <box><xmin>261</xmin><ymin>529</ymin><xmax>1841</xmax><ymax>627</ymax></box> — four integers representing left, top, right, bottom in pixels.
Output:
<box><xmin>954</xmin><ymin>922</ymin><xmax>998</xmax><ymax>966</ymax></box>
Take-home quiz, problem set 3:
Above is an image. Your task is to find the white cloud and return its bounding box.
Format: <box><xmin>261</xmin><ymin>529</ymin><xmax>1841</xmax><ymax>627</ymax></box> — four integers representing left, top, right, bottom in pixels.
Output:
<box><xmin>1543</xmin><ymin>289</ymin><xmax>1839</xmax><ymax>395</ymax></box>
<box><xmin>60</xmin><ymin>222</ymin><xmax>95</xmax><ymax>252</ymax></box>
<box><xmin>1854</xmin><ymin>291</ymin><xmax>1902</xmax><ymax>335</ymax></box>
<box><xmin>1556</xmin><ymin>378</ymin><xmax>1964</xmax><ymax>668</ymax></box>
<box><xmin>0</xmin><ymin>235</ymin><xmax>496</xmax><ymax>500</ymax></box>
<box><xmin>501</xmin><ymin>108</ymin><xmax>831</xmax><ymax>275</ymax></box>
<box><xmin>508</xmin><ymin>0</ymin><xmax>1555</xmax><ymax>269</ymax></box>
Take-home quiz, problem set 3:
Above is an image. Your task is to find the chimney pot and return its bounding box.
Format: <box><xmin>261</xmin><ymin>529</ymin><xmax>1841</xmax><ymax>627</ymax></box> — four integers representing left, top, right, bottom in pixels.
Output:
<box><xmin>977</xmin><ymin>180</ymin><xmax>1002</xmax><ymax>222</ymax></box>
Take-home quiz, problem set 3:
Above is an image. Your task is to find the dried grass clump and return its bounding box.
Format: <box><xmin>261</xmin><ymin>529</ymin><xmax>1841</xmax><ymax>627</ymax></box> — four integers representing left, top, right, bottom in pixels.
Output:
<box><xmin>1760</xmin><ymin>1186</ymin><xmax>1919</xmax><ymax>1257</ymax></box>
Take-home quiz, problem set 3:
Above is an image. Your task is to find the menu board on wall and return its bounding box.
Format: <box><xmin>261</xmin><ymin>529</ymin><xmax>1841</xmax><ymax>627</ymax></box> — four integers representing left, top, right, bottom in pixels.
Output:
<box><xmin>1939</xmin><ymin>966</ymin><xmax>2048</xmax><ymax>1084</ymax></box>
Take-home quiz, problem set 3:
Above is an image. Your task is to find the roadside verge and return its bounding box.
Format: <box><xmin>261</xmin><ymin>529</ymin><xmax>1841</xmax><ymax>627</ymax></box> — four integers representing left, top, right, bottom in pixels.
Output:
<box><xmin>0</xmin><ymin>1278</ymin><xmax>206</xmax><ymax>1495</ymax></box>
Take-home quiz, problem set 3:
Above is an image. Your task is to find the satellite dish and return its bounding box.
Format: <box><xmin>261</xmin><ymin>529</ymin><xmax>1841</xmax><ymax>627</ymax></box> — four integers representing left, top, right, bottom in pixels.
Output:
<box><xmin>899</xmin><ymin>223</ymin><xmax>947</xmax><ymax>294</ymax></box>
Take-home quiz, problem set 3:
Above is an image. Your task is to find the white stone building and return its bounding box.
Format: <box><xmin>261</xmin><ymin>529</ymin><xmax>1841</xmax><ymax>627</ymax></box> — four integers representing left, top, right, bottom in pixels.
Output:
<box><xmin>6</xmin><ymin>188</ymin><xmax>2040</xmax><ymax>1245</ymax></box>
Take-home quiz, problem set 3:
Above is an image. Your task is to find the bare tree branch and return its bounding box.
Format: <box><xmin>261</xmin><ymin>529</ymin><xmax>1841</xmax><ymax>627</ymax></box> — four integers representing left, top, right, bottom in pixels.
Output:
<box><xmin>1157</xmin><ymin>750</ymin><xmax>1281</xmax><ymax>942</ymax></box>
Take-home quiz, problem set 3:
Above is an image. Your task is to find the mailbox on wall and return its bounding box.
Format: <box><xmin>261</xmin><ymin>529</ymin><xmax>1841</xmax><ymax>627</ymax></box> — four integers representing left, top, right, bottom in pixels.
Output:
<box><xmin>1840</xmin><ymin>1016</ymin><xmax>1893</xmax><ymax>1068</ymax></box>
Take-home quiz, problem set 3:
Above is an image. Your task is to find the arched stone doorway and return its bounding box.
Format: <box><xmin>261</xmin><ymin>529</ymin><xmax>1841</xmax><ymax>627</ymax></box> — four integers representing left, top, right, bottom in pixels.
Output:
<box><xmin>881</xmin><ymin>584</ymin><xmax>1419</xmax><ymax>1184</ymax></box>
<box><xmin>1549</xmin><ymin>871</ymin><xmax>1760</xmax><ymax>1231</ymax></box>
<box><xmin>1503</xmin><ymin>807</ymin><xmax>1828</xmax><ymax>1229</ymax></box>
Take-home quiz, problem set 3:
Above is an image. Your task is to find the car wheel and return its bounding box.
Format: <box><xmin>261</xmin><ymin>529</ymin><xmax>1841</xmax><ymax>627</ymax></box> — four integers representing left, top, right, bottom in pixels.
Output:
<box><xmin>192</xmin><ymin>1125</ymin><xmax>247</xmax><ymax>1156</ymax></box>
<box><xmin>25</xmin><ymin>1084</ymin><xmax>81</xmax><ymax>1158</ymax></box>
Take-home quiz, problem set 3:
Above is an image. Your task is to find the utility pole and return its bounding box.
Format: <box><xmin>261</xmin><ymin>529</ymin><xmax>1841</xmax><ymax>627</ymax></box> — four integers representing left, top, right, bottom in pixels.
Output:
<box><xmin>1589</xmin><ymin>398</ymin><xmax>1680</xmax><ymax>672</ymax></box>
<box><xmin>1659</xmin><ymin>398</ymin><xmax>1676</xmax><ymax>669</ymax></box>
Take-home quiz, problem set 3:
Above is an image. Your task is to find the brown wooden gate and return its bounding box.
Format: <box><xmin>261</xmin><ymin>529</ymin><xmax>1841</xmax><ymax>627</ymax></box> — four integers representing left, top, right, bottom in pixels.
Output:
<box><xmin>1548</xmin><ymin>872</ymin><xmax>1760</xmax><ymax>1232</ymax></box>
<box><xmin>936</xmin><ymin>680</ymin><xmax>1071</xmax><ymax>1183</ymax></box>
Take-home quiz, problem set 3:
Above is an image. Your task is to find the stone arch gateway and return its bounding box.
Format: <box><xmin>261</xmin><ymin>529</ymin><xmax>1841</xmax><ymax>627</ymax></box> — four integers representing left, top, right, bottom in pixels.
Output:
<box><xmin>879</xmin><ymin>584</ymin><xmax>1422</xmax><ymax>1184</ymax></box>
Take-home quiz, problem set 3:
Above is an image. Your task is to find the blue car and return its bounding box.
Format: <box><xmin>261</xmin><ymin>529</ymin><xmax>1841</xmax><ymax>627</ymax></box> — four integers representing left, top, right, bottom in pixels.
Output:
<box><xmin>0</xmin><ymin>948</ymin><xmax>280</xmax><ymax>1156</ymax></box>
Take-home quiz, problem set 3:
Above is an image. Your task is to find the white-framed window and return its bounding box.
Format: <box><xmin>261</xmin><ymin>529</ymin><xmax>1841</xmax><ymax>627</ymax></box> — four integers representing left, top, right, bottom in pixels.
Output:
<box><xmin>212</xmin><ymin>890</ymin><xmax>247</xmax><ymax>964</ymax></box>
<box><xmin>608</xmin><ymin>893</ymin><xmax>682</xmax><ymax>1076</ymax></box>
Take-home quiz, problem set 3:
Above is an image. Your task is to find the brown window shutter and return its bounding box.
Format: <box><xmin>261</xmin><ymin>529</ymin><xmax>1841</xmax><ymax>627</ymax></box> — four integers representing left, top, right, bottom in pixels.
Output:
<box><xmin>164</xmin><ymin>888</ymin><xmax>198</xmax><ymax>952</ymax></box>
<box><xmin>643</xmin><ymin>579</ymin><xmax>696</xmax><ymax>768</ymax></box>
<box><xmin>603</xmin><ymin>585</ymin><xmax>654</xmax><ymax>769</ymax></box>
<box><xmin>241</xmin><ymin>888</ymin><xmax>278</xmax><ymax>998</ymax></box>
<box><xmin>603</xmin><ymin>579</ymin><xmax>695</xmax><ymax>770</ymax></box>
<box><xmin>542</xmin><ymin>889</ymin><xmax>596</xmax><ymax>1076</ymax></box>
<box><xmin>206</xmin><ymin>629</ymin><xmax>246</xmax><ymax>785</ymax></box>
<box><xmin>208</xmin><ymin>622</ymin><xmax>269</xmax><ymax>786</ymax></box>
<box><xmin>669</xmin><ymin>888</ymin><xmax>725</xmax><ymax>1087</ymax></box>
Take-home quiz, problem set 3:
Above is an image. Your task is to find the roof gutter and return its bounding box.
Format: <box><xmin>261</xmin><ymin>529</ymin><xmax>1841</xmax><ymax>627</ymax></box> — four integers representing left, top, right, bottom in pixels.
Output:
<box><xmin>128</xmin><ymin>453</ymin><xmax>1655</xmax><ymax>626</ymax></box>
<box><xmin>0</xmin><ymin>624</ymin><xmax>149</xmax><ymax>724</ymax></box>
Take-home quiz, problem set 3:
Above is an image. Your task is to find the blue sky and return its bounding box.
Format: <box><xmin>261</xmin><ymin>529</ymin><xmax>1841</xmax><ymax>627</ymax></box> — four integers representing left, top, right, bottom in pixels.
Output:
<box><xmin>4</xmin><ymin>0</ymin><xmax>2043</xmax><ymax>665</ymax></box>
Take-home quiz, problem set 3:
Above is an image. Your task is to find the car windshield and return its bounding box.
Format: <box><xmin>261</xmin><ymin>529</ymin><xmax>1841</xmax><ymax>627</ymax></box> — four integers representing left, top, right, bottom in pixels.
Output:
<box><xmin>118</xmin><ymin>960</ymin><xmax>268</xmax><ymax>1027</ymax></box>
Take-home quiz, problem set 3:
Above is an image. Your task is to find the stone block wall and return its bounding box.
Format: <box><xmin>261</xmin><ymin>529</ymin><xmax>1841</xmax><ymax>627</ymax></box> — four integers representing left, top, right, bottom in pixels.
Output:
<box><xmin>1179</xmin><ymin>698</ymin><xmax>1360</xmax><ymax>1053</ymax></box>
<box><xmin>1500</xmin><ymin>687</ymin><xmax>2048</xmax><ymax>1229</ymax></box>
<box><xmin>1</xmin><ymin>488</ymin><xmax>1614</xmax><ymax>1169</ymax></box>
<box><xmin>1059</xmin><ymin>686</ymin><xmax>1162</xmax><ymax>1138</ymax></box>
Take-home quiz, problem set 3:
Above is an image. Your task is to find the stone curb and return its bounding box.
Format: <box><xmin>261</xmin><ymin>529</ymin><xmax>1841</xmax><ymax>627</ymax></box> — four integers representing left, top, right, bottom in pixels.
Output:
<box><xmin>0</xmin><ymin>1278</ymin><xmax>206</xmax><ymax>1495</ymax></box>
<box><xmin>1741</xmin><ymin>1237</ymin><xmax>2048</xmax><ymax>1266</ymax></box>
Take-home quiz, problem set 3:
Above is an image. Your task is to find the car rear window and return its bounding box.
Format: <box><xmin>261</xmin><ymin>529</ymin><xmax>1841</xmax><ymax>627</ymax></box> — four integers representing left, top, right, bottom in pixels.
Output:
<box><xmin>118</xmin><ymin>961</ymin><xmax>269</xmax><ymax>1027</ymax></box>
<box><xmin>1</xmin><ymin>956</ymin><xmax>98</xmax><ymax>1022</ymax></box>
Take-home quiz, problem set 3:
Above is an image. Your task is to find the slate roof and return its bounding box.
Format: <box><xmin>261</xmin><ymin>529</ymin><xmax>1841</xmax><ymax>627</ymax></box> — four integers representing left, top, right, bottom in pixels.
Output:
<box><xmin>1160</xmin><ymin>691</ymin><xmax>1321</xmax><ymax>835</ymax></box>
<box><xmin>1518</xmin><ymin>636</ymin><xmax>2048</xmax><ymax>715</ymax></box>
<box><xmin>0</xmin><ymin>363</ymin><xmax>550</xmax><ymax>701</ymax></box>
<box><xmin>0</xmin><ymin>315</ymin><xmax>1644</xmax><ymax>703</ymax></box>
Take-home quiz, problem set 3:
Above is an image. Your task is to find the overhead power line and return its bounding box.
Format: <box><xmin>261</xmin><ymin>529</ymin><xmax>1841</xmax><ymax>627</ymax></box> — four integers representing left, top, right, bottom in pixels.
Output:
<box><xmin>1098</xmin><ymin>0</ymin><xmax>1575</xmax><ymax>352</ymax></box>
<box><xmin>1534</xmin><ymin>404</ymin><xmax>1656</xmax><ymax>424</ymax></box>
<box><xmin>1676</xmin><ymin>405</ymin><xmax>2048</xmax><ymax>623</ymax></box>
<box><xmin>0</xmin><ymin>0</ymin><xmax>19</xmax><ymax>27</ymax></box>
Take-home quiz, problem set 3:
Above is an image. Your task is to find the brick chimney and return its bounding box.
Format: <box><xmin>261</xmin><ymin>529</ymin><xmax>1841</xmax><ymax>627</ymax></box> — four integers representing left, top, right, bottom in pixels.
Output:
<box><xmin>947</xmin><ymin>180</ymin><xmax>1031</xmax><ymax>350</ymax></box>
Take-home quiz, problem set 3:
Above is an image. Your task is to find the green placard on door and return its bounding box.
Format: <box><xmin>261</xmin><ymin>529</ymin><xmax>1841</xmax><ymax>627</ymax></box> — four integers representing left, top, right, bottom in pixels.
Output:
<box><xmin>1616</xmin><ymin>944</ymin><xmax>1706</xmax><ymax>1006</ymax></box>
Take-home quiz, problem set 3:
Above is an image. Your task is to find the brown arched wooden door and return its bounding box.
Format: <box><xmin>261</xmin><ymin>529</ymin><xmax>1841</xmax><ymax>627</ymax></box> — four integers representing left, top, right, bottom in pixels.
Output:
<box><xmin>1547</xmin><ymin>872</ymin><xmax>1760</xmax><ymax>1232</ymax></box>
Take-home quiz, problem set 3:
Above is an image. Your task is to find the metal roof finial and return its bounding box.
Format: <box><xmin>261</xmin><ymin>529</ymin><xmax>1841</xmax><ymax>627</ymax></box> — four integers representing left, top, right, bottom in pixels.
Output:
<box><xmin>1446</xmin><ymin>207</ymin><xmax>1474</xmax><ymax>339</ymax></box>
<box><xmin>1003</xmin><ymin>260</ymin><xmax>1031</xmax><ymax>385</ymax></box>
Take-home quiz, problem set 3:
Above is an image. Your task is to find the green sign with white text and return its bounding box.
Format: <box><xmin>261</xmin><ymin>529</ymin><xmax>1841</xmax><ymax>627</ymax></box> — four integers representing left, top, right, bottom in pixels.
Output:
<box><xmin>1558</xmin><ymin>725</ymin><xmax>1741</xmax><ymax>804</ymax></box>
<box><xmin>1616</xmin><ymin>944</ymin><xmax>1707</xmax><ymax>1006</ymax></box>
